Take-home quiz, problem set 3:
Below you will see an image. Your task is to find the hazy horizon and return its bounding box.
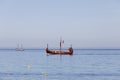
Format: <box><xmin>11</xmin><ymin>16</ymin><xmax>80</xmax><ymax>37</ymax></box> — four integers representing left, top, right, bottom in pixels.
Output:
<box><xmin>0</xmin><ymin>0</ymin><xmax>120</xmax><ymax>48</ymax></box>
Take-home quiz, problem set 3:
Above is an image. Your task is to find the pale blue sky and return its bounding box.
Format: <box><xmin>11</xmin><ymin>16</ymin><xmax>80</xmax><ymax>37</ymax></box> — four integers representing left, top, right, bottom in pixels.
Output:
<box><xmin>0</xmin><ymin>0</ymin><xmax>120</xmax><ymax>48</ymax></box>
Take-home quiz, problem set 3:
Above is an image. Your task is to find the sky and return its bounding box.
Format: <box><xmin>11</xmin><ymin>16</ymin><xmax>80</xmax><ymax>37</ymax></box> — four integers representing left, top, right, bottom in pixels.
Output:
<box><xmin>0</xmin><ymin>0</ymin><xmax>120</xmax><ymax>48</ymax></box>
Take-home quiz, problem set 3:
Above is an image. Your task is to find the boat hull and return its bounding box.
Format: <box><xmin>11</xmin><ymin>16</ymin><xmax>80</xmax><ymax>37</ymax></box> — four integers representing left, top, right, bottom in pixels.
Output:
<box><xmin>46</xmin><ymin>48</ymin><xmax>73</xmax><ymax>55</ymax></box>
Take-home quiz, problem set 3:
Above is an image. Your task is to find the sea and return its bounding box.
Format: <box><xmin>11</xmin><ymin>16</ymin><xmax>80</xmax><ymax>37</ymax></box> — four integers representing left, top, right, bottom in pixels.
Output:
<box><xmin>0</xmin><ymin>49</ymin><xmax>120</xmax><ymax>80</ymax></box>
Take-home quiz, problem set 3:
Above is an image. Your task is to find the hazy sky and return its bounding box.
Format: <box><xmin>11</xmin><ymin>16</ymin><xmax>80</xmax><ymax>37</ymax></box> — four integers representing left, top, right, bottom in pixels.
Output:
<box><xmin>0</xmin><ymin>0</ymin><xmax>120</xmax><ymax>48</ymax></box>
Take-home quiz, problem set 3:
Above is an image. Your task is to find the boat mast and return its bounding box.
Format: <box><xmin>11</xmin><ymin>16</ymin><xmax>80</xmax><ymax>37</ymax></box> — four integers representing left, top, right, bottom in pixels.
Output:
<box><xmin>60</xmin><ymin>37</ymin><xmax>64</xmax><ymax>51</ymax></box>
<box><xmin>21</xmin><ymin>44</ymin><xmax>23</xmax><ymax>49</ymax></box>
<box><xmin>60</xmin><ymin>38</ymin><xmax>62</xmax><ymax>52</ymax></box>
<box><xmin>17</xmin><ymin>44</ymin><xmax>19</xmax><ymax>49</ymax></box>
<box><xmin>47</xmin><ymin>44</ymin><xmax>48</xmax><ymax>48</ymax></box>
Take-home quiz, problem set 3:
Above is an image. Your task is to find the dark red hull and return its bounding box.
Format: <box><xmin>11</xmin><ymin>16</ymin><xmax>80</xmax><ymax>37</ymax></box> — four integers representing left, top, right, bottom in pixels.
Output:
<box><xmin>46</xmin><ymin>47</ymin><xmax>73</xmax><ymax>55</ymax></box>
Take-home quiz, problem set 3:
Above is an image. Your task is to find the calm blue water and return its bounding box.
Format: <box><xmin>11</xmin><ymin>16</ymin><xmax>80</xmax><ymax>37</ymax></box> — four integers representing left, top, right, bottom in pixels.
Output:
<box><xmin>0</xmin><ymin>49</ymin><xmax>120</xmax><ymax>80</ymax></box>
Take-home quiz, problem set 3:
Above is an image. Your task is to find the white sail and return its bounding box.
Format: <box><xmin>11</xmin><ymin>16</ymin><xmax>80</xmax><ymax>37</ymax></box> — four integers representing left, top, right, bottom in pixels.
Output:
<box><xmin>16</xmin><ymin>44</ymin><xmax>24</xmax><ymax>51</ymax></box>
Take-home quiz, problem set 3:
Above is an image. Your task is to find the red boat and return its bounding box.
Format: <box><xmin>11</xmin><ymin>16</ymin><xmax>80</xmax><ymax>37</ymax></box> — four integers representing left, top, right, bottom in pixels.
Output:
<box><xmin>46</xmin><ymin>39</ymin><xmax>73</xmax><ymax>55</ymax></box>
<box><xmin>46</xmin><ymin>47</ymin><xmax>73</xmax><ymax>55</ymax></box>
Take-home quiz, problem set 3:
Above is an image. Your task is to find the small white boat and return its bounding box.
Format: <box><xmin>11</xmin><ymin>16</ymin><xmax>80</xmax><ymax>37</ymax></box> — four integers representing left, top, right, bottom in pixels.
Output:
<box><xmin>16</xmin><ymin>44</ymin><xmax>24</xmax><ymax>51</ymax></box>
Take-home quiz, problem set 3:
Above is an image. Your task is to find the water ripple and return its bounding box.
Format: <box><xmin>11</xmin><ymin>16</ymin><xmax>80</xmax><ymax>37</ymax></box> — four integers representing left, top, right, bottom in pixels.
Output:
<box><xmin>1</xmin><ymin>72</ymin><xmax>120</xmax><ymax>77</ymax></box>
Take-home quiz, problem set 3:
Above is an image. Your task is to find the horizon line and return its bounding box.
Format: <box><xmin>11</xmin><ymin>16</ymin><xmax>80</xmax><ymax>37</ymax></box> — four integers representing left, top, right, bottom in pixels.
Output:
<box><xmin>0</xmin><ymin>48</ymin><xmax>120</xmax><ymax>50</ymax></box>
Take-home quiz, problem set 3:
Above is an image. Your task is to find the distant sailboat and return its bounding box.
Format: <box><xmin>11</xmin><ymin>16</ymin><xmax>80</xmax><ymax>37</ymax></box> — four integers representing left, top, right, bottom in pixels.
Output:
<box><xmin>16</xmin><ymin>44</ymin><xmax>24</xmax><ymax>51</ymax></box>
